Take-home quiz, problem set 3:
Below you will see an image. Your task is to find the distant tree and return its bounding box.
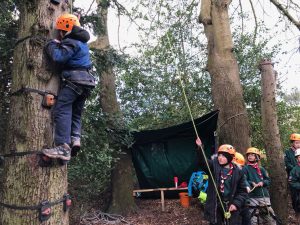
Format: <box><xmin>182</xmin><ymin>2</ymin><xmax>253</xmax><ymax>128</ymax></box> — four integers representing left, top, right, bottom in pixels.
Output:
<box><xmin>260</xmin><ymin>59</ymin><xmax>288</xmax><ymax>223</ymax></box>
<box><xmin>0</xmin><ymin>1</ymin><xmax>18</xmax><ymax>151</ymax></box>
<box><xmin>90</xmin><ymin>0</ymin><xmax>136</xmax><ymax>214</ymax></box>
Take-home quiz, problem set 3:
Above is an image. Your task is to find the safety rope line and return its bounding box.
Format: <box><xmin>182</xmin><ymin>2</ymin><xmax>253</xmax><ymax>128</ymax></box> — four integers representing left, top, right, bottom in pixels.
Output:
<box><xmin>0</xmin><ymin>195</ymin><xmax>66</xmax><ymax>211</ymax></box>
<box><xmin>0</xmin><ymin>150</ymin><xmax>42</xmax><ymax>158</ymax></box>
<box><xmin>165</xmin><ymin>33</ymin><xmax>230</xmax><ymax>220</ymax></box>
<box><xmin>10</xmin><ymin>87</ymin><xmax>57</xmax><ymax>98</ymax></box>
<box><xmin>218</xmin><ymin>112</ymin><xmax>246</xmax><ymax>130</ymax></box>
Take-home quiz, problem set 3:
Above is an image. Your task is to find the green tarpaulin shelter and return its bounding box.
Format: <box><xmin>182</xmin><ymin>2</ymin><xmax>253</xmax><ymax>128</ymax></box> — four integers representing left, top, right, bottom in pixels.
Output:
<box><xmin>132</xmin><ymin>110</ymin><xmax>219</xmax><ymax>192</ymax></box>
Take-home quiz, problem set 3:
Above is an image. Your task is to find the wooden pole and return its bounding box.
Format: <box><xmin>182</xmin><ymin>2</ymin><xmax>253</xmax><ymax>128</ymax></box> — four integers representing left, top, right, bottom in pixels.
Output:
<box><xmin>259</xmin><ymin>59</ymin><xmax>288</xmax><ymax>223</ymax></box>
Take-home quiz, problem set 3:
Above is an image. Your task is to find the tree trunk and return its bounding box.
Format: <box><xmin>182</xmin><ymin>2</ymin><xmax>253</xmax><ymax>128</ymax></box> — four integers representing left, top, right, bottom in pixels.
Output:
<box><xmin>0</xmin><ymin>1</ymin><xmax>69</xmax><ymax>224</ymax></box>
<box><xmin>199</xmin><ymin>0</ymin><xmax>250</xmax><ymax>153</ymax></box>
<box><xmin>259</xmin><ymin>59</ymin><xmax>288</xmax><ymax>223</ymax></box>
<box><xmin>90</xmin><ymin>0</ymin><xmax>136</xmax><ymax>215</ymax></box>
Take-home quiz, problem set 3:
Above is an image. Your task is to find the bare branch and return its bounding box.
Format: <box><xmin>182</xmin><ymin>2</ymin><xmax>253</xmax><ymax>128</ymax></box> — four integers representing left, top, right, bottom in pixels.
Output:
<box><xmin>239</xmin><ymin>0</ymin><xmax>244</xmax><ymax>35</ymax></box>
<box><xmin>269</xmin><ymin>0</ymin><xmax>300</xmax><ymax>31</ymax></box>
<box><xmin>249</xmin><ymin>0</ymin><xmax>258</xmax><ymax>43</ymax></box>
<box><xmin>84</xmin><ymin>0</ymin><xmax>96</xmax><ymax>16</ymax></box>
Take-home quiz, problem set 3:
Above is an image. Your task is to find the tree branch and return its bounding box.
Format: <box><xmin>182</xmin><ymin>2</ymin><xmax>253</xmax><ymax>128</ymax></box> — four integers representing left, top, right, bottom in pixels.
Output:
<box><xmin>269</xmin><ymin>0</ymin><xmax>300</xmax><ymax>31</ymax></box>
<box><xmin>249</xmin><ymin>0</ymin><xmax>258</xmax><ymax>43</ymax></box>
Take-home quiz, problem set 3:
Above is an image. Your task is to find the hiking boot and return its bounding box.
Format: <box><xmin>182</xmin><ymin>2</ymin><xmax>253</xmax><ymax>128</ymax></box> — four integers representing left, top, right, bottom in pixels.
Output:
<box><xmin>71</xmin><ymin>137</ymin><xmax>81</xmax><ymax>156</ymax></box>
<box><xmin>42</xmin><ymin>143</ymin><xmax>71</xmax><ymax>161</ymax></box>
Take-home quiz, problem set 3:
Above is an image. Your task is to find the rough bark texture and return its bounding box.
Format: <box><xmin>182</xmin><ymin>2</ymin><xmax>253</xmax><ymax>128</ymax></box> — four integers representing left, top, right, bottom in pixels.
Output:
<box><xmin>259</xmin><ymin>59</ymin><xmax>288</xmax><ymax>224</ymax></box>
<box><xmin>0</xmin><ymin>1</ymin><xmax>69</xmax><ymax>224</ymax></box>
<box><xmin>199</xmin><ymin>0</ymin><xmax>250</xmax><ymax>153</ymax></box>
<box><xmin>90</xmin><ymin>0</ymin><xmax>136</xmax><ymax>215</ymax></box>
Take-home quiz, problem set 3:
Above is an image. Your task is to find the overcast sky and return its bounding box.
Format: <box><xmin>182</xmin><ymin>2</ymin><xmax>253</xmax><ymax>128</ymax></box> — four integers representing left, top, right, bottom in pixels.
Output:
<box><xmin>75</xmin><ymin>0</ymin><xmax>300</xmax><ymax>92</ymax></box>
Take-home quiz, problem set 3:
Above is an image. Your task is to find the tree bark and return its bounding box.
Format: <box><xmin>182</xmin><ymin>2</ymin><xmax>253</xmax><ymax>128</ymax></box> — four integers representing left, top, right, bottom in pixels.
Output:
<box><xmin>0</xmin><ymin>1</ymin><xmax>69</xmax><ymax>224</ymax></box>
<box><xmin>90</xmin><ymin>0</ymin><xmax>136</xmax><ymax>215</ymax></box>
<box><xmin>259</xmin><ymin>59</ymin><xmax>288</xmax><ymax>223</ymax></box>
<box><xmin>199</xmin><ymin>0</ymin><xmax>250</xmax><ymax>153</ymax></box>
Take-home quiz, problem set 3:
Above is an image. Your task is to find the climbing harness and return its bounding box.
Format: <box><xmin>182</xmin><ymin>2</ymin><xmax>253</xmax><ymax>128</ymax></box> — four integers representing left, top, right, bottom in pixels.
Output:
<box><xmin>11</xmin><ymin>87</ymin><xmax>57</xmax><ymax>109</ymax></box>
<box><xmin>0</xmin><ymin>193</ymin><xmax>71</xmax><ymax>222</ymax></box>
<box><xmin>165</xmin><ymin>33</ymin><xmax>231</xmax><ymax>221</ymax></box>
<box><xmin>246</xmin><ymin>186</ymin><xmax>282</xmax><ymax>225</ymax></box>
<box><xmin>62</xmin><ymin>78</ymin><xmax>84</xmax><ymax>95</ymax></box>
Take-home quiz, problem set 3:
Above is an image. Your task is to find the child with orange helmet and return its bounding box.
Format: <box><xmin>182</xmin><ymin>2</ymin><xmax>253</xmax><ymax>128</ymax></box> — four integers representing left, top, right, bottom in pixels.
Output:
<box><xmin>42</xmin><ymin>14</ymin><xmax>95</xmax><ymax>161</ymax></box>
<box><xmin>288</xmin><ymin>148</ymin><xmax>300</xmax><ymax>220</ymax></box>
<box><xmin>233</xmin><ymin>152</ymin><xmax>252</xmax><ymax>225</ymax></box>
<box><xmin>243</xmin><ymin>147</ymin><xmax>276</xmax><ymax>225</ymax></box>
<box><xmin>196</xmin><ymin>139</ymin><xmax>247</xmax><ymax>225</ymax></box>
<box><xmin>233</xmin><ymin>152</ymin><xmax>246</xmax><ymax>168</ymax></box>
<box><xmin>284</xmin><ymin>133</ymin><xmax>300</xmax><ymax>176</ymax></box>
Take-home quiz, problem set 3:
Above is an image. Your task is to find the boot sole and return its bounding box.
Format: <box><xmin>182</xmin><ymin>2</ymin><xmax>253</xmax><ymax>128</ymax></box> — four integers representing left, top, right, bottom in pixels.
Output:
<box><xmin>42</xmin><ymin>152</ymin><xmax>71</xmax><ymax>161</ymax></box>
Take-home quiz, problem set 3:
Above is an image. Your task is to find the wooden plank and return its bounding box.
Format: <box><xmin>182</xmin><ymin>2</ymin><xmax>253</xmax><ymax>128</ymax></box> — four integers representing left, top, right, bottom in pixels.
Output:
<box><xmin>133</xmin><ymin>187</ymin><xmax>187</xmax><ymax>193</ymax></box>
<box><xmin>132</xmin><ymin>187</ymin><xmax>188</xmax><ymax>211</ymax></box>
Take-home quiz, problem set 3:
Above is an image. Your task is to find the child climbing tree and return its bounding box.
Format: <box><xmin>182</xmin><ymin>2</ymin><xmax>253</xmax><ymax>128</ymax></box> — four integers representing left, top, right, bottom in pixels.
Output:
<box><xmin>0</xmin><ymin>0</ymin><xmax>70</xmax><ymax>224</ymax></box>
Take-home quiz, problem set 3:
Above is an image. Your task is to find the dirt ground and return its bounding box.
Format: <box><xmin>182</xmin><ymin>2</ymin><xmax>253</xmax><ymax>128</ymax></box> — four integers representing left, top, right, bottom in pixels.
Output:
<box><xmin>75</xmin><ymin>197</ymin><xmax>300</xmax><ymax>225</ymax></box>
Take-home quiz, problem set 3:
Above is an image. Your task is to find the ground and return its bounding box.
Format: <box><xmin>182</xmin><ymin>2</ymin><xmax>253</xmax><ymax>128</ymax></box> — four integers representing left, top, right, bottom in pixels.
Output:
<box><xmin>73</xmin><ymin>197</ymin><xmax>299</xmax><ymax>225</ymax></box>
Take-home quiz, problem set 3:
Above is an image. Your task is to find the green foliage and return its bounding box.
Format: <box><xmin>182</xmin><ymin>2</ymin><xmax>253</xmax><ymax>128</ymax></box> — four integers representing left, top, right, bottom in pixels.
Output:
<box><xmin>0</xmin><ymin>0</ymin><xmax>18</xmax><ymax>150</ymax></box>
<box><xmin>68</xmin><ymin>87</ymin><xmax>119</xmax><ymax>199</ymax></box>
<box><xmin>229</xmin><ymin>18</ymin><xmax>282</xmax><ymax>150</ymax></box>
<box><xmin>115</xmin><ymin>0</ymin><xmax>212</xmax><ymax>130</ymax></box>
<box><xmin>277</xmin><ymin>89</ymin><xmax>300</xmax><ymax>149</ymax></box>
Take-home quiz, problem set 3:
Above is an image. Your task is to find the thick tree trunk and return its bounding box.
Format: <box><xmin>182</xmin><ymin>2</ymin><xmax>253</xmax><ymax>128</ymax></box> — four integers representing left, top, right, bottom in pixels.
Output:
<box><xmin>90</xmin><ymin>0</ymin><xmax>136</xmax><ymax>215</ymax></box>
<box><xmin>0</xmin><ymin>1</ymin><xmax>69</xmax><ymax>224</ymax></box>
<box><xmin>259</xmin><ymin>59</ymin><xmax>288</xmax><ymax>223</ymax></box>
<box><xmin>199</xmin><ymin>0</ymin><xmax>250</xmax><ymax>153</ymax></box>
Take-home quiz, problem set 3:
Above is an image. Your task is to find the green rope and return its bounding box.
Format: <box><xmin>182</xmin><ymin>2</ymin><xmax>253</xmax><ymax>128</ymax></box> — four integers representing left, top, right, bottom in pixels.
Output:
<box><xmin>165</xmin><ymin>33</ymin><xmax>230</xmax><ymax>220</ymax></box>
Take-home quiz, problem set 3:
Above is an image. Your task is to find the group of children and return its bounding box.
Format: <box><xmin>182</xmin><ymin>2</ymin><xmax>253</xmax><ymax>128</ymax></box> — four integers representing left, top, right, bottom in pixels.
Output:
<box><xmin>195</xmin><ymin>134</ymin><xmax>300</xmax><ymax>225</ymax></box>
<box><xmin>285</xmin><ymin>133</ymin><xmax>300</xmax><ymax>221</ymax></box>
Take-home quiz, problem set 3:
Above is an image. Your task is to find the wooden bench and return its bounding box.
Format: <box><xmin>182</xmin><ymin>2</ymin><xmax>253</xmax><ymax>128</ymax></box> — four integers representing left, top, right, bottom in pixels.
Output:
<box><xmin>133</xmin><ymin>187</ymin><xmax>188</xmax><ymax>211</ymax></box>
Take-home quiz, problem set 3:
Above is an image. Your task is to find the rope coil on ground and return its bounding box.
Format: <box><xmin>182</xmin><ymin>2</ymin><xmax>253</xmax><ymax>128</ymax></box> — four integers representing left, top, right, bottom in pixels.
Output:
<box><xmin>80</xmin><ymin>210</ymin><xmax>132</xmax><ymax>225</ymax></box>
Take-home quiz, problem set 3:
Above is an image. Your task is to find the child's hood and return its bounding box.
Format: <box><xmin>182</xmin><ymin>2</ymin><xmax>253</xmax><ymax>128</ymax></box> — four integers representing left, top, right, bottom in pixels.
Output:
<box><xmin>64</xmin><ymin>26</ymin><xmax>90</xmax><ymax>43</ymax></box>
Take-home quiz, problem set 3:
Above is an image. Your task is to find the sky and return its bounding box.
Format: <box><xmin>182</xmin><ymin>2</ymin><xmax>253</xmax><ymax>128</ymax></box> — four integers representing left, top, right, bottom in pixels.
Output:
<box><xmin>75</xmin><ymin>0</ymin><xmax>300</xmax><ymax>93</ymax></box>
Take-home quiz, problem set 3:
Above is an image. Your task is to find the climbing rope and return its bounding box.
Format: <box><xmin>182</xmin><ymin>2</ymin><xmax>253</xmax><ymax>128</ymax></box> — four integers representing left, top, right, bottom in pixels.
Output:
<box><xmin>80</xmin><ymin>210</ymin><xmax>132</xmax><ymax>225</ymax></box>
<box><xmin>165</xmin><ymin>33</ymin><xmax>231</xmax><ymax>220</ymax></box>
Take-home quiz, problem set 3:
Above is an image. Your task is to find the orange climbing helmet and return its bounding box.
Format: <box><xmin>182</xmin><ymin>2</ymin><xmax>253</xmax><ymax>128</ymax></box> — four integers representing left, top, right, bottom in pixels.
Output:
<box><xmin>290</xmin><ymin>133</ymin><xmax>300</xmax><ymax>141</ymax></box>
<box><xmin>233</xmin><ymin>152</ymin><xmax>245</xmax><ymax>166</ymax></box>
<box><xmin>246</xmin><ymin>147</ymin><xmax>261</xmax><ymax>157</ymax></box>
<box><xmin>218</xmin><ymin>144</ymin><xmax>236</xmax><ymax>156</ymax></box>
<box><xmin>56</xmin><ymin>13</ymin><xmax>80</xmax><ymax>32</ymax></box>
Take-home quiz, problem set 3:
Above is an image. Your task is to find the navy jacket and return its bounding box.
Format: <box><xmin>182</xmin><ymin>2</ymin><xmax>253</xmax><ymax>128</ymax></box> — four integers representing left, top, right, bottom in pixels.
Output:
<box><xmin>45</xmin><ymin>26</ymin><xmax>95</xmax><ymax>86</ymax></box>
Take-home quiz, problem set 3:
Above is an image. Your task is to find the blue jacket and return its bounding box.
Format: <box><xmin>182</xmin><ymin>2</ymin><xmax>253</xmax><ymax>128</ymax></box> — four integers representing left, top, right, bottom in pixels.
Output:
<box><xmin>45</xmin><ymin>26</ymin><xmax>95</xmax><ymax>86</ymax></box>
<box><xmin>187</xmin><ymin>171</ymin><xmax>208</xmax><ymax>196</ymax></box>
